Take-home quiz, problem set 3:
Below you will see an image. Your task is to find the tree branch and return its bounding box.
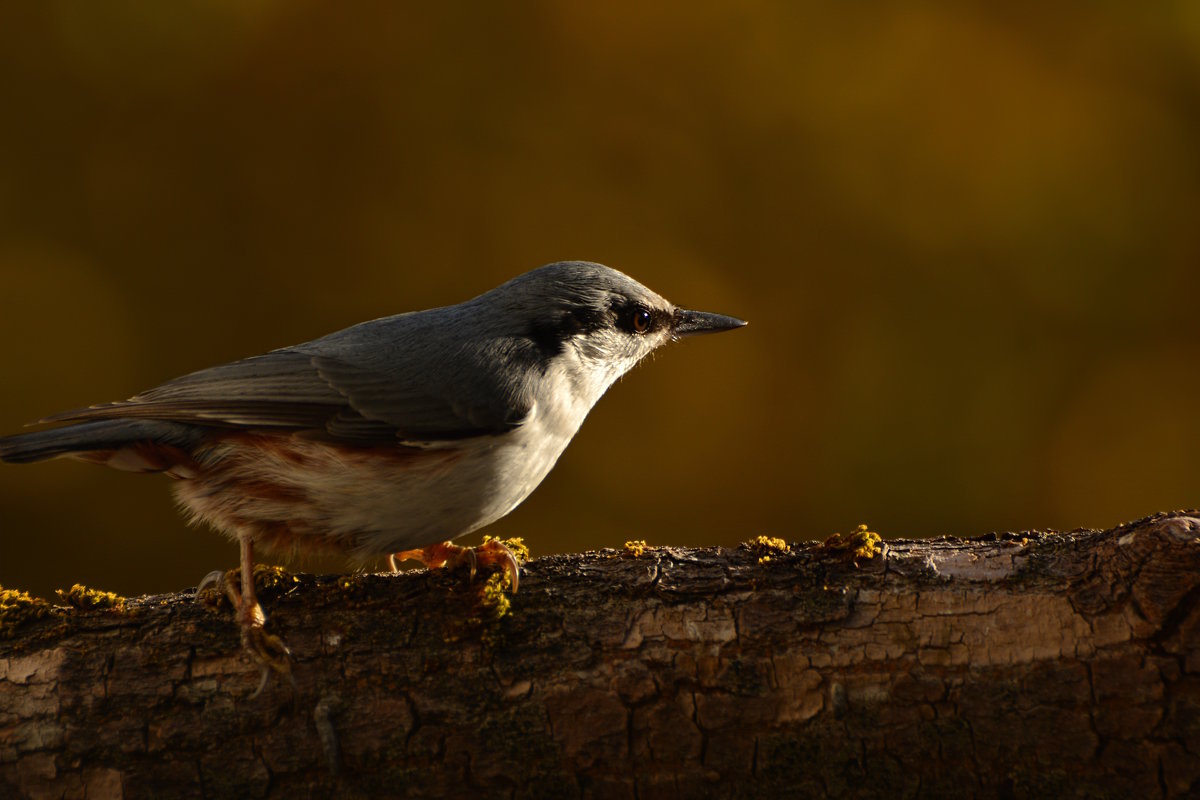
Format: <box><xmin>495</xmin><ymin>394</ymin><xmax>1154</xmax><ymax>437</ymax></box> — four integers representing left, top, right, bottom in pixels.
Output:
<box><xmin>2</xmin><ymin>512</ymin><xmax>1199</xmax><ymax>798</ymax></box>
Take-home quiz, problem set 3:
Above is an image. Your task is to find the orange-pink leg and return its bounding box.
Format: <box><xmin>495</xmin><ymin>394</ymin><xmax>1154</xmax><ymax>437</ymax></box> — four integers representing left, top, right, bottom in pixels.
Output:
<box><xmin>389</xmin><ymin>539</ymin><xmax>520</xmax><ymax>593</ymax></box>
<box><xmin>197</xmin><ymin>535</ymin><xmax>293</xmax><ymax>696</ymax></box>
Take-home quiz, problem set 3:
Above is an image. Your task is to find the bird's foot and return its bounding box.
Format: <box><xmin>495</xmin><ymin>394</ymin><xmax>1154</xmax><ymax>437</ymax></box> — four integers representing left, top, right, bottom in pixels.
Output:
<box><xmin>196</xmin><ymin>568</ymin><xmax>294</xmax><ymax>697</ymax></box>
<box><xmin>240</xmin><ymin>614</ymin><xmax>294</xmax><ymax>698</ymax></box>
<box><xmin>389</xmin><ymin>537</ymin><xmax>522</xmax><ymax>593</ymax></box>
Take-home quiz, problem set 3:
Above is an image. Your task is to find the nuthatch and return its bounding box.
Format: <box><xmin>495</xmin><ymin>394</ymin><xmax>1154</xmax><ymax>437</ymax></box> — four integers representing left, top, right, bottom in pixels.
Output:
<box><xmin>0</xmin><ymin>261</ymin><xmax>746</xmax><ymax>688</ymax></box>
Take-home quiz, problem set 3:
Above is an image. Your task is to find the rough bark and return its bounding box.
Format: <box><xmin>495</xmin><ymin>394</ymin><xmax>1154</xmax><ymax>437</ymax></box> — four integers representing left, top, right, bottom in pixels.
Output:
<box><xmin>2</xmin><ymin>511</ymin><xmax>1199</xmax><ymax>799</ymax></box>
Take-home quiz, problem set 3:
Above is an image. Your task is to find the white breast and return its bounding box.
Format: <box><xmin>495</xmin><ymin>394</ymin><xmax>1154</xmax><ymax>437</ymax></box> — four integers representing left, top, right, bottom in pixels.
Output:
<box><xmin>174</xmin><ymin>352</ymin><xmax>615</xmax><ymax>561</ymax></box>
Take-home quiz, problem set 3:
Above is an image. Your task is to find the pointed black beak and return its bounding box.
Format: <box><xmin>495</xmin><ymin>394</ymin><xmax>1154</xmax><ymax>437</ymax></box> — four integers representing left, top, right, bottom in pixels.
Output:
<box><xmin>672</xmin><ymin>308</ymin><xmax>748</xmax><ymax>338</ymax></box>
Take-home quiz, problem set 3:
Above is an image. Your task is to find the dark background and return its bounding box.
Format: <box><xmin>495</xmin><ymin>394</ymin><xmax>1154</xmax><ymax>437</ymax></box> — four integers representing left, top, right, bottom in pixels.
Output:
<box><xmin>3</xmin><ymin>3</ymin><xmax>1200</xmax><ymax>599</ymax></box>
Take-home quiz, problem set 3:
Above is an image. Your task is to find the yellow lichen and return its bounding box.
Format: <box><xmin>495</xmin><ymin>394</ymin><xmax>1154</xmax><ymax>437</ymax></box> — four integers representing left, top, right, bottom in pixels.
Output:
<box><xmin>480</xmin><ymin>572</ymin><xmax>513</xmax><ymax>618</ymax></box>
<box><xmin>55</xmin><ymin>583</ymin><xmax>126</xmax><ymax>611</ymax></box>
<box><xmin>750</xmin><ymin>535</ymin><xmax>790</xmax><ymax>552</ymax></box>
<box><xmin>484</xmin><ymin>535</ymin><xmax>530</xmax><ymax>565</ymax></box>
<box><xmin>446</xmin><ymin>571</ymin><xmax>516</xmax><ymax>647</ymax></box>
<box><xmin>823</xmin><ymin>524</ymin><xmax>883</xmax><ymax>561</ymax></box>
<box><xmin>478</xmin><ymin>572</ymin><xmax>514</xmax><ymax>648</ymax></box>
<box><xmin>624</xmin><ymin>539</ymin><xmax>648</xmax><ymax>557</ymax></box>
<box><xmin>746</xmin><ymin>535</ymin><xmax>791</xmax><ymax>564</ymax></box>
<box><xmin>0</xmin><ymin>586</ymin><xmax>55</xmax><ymax>639</ymax></box>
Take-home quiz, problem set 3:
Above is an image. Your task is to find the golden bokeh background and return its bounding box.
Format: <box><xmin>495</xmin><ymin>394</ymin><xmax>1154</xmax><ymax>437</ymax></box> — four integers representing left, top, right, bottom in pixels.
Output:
<box><xmin>3</xmin><ymin>3</ymin><xmax>1200</xmax><ymax>598</ymax></box>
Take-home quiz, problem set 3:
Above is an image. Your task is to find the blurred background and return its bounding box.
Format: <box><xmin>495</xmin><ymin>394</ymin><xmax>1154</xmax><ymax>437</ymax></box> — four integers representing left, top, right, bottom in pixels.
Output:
<box><xmin>3</xmin><ymin>2</ymin><xmax>1200</xmax><ymax>599</ymax></box>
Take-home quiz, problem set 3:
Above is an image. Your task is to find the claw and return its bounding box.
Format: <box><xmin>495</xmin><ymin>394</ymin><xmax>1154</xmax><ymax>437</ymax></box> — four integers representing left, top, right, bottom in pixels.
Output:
<box><xmin>243</xmin><ymin>624</ymin><xmax>294</xmax><ymax>698</ymax></box>
<box><xmin>198</xmin><ymin>536</ymin><xmax>294</xmax><ymax>696</ymax></box>
<box><xmin>477</xmin><ymin>538</ymin><xmax>520</xmax><ymax>594</ymax></box>
<box><xmin>390</xmin><ymin>538</ymin><xmax>521</xmax><ymax>592</ymax></box>
<box><xmin>196</xmin><ymin>569</ymin><xmax>241</xmax><ymax>609</ymax></box>
<box><xmin>197</xmin><ymin>569</ymin><xmax>224</xmax><ymax>595</ymax></box>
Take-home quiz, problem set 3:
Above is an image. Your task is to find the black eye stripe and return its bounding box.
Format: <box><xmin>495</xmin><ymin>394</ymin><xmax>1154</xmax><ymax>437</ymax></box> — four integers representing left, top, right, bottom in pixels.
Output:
<box><xmin>527</xmin><ymin>305</ymin><xmax>612</xmax><ymax>357</ymax></box>
<box><xmin>533</xmin><ymin>301</ymin><xmax>661</xmax><ymax>349</ymax></box>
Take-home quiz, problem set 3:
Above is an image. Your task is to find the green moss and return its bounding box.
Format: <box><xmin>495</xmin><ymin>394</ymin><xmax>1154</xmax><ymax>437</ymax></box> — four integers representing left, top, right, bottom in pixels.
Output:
<box><xmin>55</xmin><ymin>583</ymin><xmax>126</xmax><ymax>611</ymax></box>
<box><xmin>822</xmin><ymin>524</ymin><xmax>883</xmax><ymax>562</ymax></box>
<box><xmin>0</xmin><ymin>586</ymin><xmax>55</xmax><ymax>639</ymax></box>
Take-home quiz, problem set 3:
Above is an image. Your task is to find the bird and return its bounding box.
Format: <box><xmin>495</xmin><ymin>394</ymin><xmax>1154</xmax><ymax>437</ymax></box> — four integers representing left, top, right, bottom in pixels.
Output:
<box><xmin>0</xmin><ymin>261</ymin><xmax>746</xmax><ymax>689</ymax></box>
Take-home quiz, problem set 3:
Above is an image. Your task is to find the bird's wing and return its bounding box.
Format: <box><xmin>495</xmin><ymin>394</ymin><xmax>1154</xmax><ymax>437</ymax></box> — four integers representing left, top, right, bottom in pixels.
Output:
<box><xmin>41</xmin><ymin>346</ymin><xmax>533</xmax><ymax>443</ymax></box>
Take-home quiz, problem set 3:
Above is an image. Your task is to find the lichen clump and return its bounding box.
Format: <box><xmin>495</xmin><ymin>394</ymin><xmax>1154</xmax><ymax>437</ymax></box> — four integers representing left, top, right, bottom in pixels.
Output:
<box><xmin>823</xmin><ymin>524</ymin><xmax>883</xmax><ymax>561</ymax></box>
<box><xmin>56</xmin><ymin>583</ymin><xmax>126</xmax><ymax>611</ymax></box>
<box><xmin>624</xmin><ymin>540</ymin><xmax>649</xmax><ymax>557</ymax></box>
<box><xmin>480</xmin><ymin>572</ymin><xmax>512</xmax><ymax>619</ymax></box>
<box><xmin>0</xmin><ymin>586</ymin><xmax>54</xmax><ymax>639</ymax></box>
<box><xmin>445</xmin><ymin>570</ymin><xmax>517</xmax><ymax>648</ymax></box>
<box><xmin>746</xmin><ymin>535</ymin><xmax>791</xmax><ymax>563</ymax></box>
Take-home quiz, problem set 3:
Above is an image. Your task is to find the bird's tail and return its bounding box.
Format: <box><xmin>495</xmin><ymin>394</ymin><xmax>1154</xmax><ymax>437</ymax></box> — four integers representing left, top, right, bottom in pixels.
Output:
<box><xmin>0</xmin><ymin>419</ymin><xmax>203</xmax><ymax>472</ymax></box>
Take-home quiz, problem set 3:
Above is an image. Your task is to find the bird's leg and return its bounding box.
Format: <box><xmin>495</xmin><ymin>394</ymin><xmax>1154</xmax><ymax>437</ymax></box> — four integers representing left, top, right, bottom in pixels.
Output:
<box><xmin>390</xmin><ymin>538</ymin><xmax>520</xmax><ymax>593</ymax></box>
<box><xmin>197</xmin><ymin>535</ymin><xmax>293</xmax><ymax>696</ymax></box>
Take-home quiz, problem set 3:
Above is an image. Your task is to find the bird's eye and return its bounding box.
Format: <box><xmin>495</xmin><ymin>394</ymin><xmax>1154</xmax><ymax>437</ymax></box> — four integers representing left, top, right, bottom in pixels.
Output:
<box><xmin>630</xmin><ymin>308</ymin><xmax>652</xmax><ymax>334</ymax></box>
